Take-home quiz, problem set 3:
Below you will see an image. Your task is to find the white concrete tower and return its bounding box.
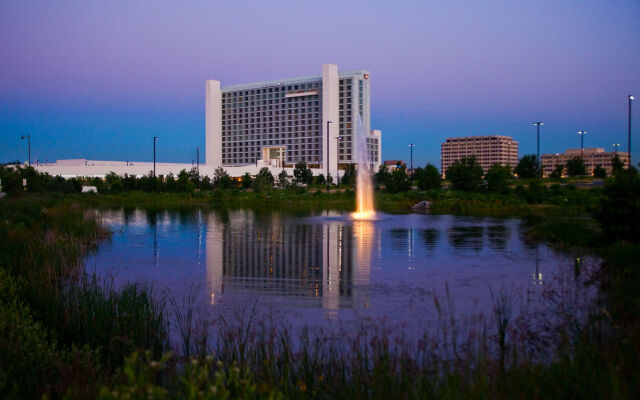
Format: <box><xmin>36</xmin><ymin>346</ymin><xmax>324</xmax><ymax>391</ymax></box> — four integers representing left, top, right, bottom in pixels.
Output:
<box><xmin>322</xmin><ymin>63</ymin><xmax>340</xmax><ymax>177</ymax></box>
<box><xmin>205</xmin><ymin>80</ymin><xmax>222</xmax><ymax>167</ymax></box>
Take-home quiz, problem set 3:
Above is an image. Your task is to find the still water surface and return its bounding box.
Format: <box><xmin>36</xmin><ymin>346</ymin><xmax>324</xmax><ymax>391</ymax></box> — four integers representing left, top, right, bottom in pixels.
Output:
<box><xmin>86</xmin><ymin>208</ymin><xmax>590</xmax><ymax>333</ymax></box>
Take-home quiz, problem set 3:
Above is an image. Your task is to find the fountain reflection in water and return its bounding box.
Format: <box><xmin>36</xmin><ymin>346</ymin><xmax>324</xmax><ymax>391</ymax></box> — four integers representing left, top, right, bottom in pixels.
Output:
<box><xmin>351</xmin><ymin>115</ymin><xmax>376</xmax><ymax>220</ymax></box>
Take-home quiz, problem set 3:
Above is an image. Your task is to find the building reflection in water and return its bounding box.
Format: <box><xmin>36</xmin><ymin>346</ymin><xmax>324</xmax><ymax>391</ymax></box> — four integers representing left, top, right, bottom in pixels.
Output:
<box><xmin>449</xmin><ymin>225</ymin><xmax>484</xmax><ymax>251</ymax></box>
<box><xmin>487</xmin><ymin>224</ymin><xmax>510</xmax><ymax>252</ymax></box>
<box><xmin>420</xmin><ymin>229</ymin><xmax>439</xmax><ymax>251</ymax></box>
<box><xmin>206</xmin><ymin>211</ymin><xmax>373</xmax><ymax>313</ymax></box>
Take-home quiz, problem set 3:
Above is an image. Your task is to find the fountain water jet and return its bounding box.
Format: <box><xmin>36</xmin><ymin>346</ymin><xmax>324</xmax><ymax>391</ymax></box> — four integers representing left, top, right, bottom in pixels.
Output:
<box><xmin>351</xmin><ymin>115</ymin><xmax>376</xmax><ymax>220</ymax></box>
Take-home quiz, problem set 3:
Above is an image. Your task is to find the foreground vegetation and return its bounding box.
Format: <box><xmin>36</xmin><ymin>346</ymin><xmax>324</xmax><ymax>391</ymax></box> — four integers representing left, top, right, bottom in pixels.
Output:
<box><xmin>1</xmin><ymin>165</ymin><xmax>639</xmax><ymax>398</ymax></box>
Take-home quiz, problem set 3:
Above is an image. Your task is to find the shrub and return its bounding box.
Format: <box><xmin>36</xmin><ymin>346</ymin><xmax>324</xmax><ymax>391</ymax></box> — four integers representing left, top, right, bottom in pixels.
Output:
<box><xmin>593</xmin><ymin>168</ymin><xmax>640</xmax><ymax>242</ymax></box>
<box><xmin>514</xmin><ymin>154</ymin><xmax>539</xmax><ymax>179</ymax></box>
<box><xmin>252</xmin><ymin>168</ymin><xmax>275</xmax><ymax>193</ymax></box>
<box><xmin>485</xmin><ymin>164</ymin><xmax>512</xmax><ymax>194</ymax></box>
<box><xmin>414</xmin><ymin>163</ymin><xmax>441</xmax><ymax>190</ymax></box>
<box><xmin>340</xmin><ymin>163</ymin><xmax>356</xmax><ymax>186</ymax></box>
<box><xmin>277</xmin><ymin>170</ymin><xmax>289</xmax><ymax>188</ymax></box>
<box><xmin>550</xmin><ymin>164</ymin><xmax>564</xmax><ymax>179</ymax></box>
<box><xmin>593</xmin><ymin>165</ymin><xmax>606</xmax><ymax>178</ymax></box>
<box><xmin>446</xmin><ymin>157</ymin><xmax>483</xmax><ymax>192</ymax></box>
<box><xmin>0</xmin><ymin>270</ymin><xmax>60</xmax><ymax>399</ymax></box>
<box><xmin>314</xmin><ymin>174</ymin><xmax>326</xmax><ymax>185</ymax></box>
<box><xmin>566</xmin><ymin>156</ymin><xmax>587</xmax><ymax>176</ymax></box>
<box><xmin>385</xmin><ymin>167</ymin><xmax>410</xmax><ymax>193</ymax></box>
<box><xmin>241</xmin><ymin>172</ymin><xmax>253</xmax><ymax>189</ymax></box>
<box><xmin>213</xmin><ymin>167</ymin><xmax>233</xmax><ymax>189</ymax></box>
<box><xmin>375</xmin><ymin>164</ymin><xmax>390</xmax><ymax>185</ymax></box>
<box><xmin>293</xmin><ymin>161</ymin><xmax>313</xmax><ymax>185</ymax></box>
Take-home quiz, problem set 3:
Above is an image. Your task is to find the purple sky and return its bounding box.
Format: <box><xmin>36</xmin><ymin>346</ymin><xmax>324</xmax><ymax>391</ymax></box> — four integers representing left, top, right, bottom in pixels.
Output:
<box><xmin>1</xmin><ymin>0</ymin><xmax>639</xmax><ymax>168</ymax></box>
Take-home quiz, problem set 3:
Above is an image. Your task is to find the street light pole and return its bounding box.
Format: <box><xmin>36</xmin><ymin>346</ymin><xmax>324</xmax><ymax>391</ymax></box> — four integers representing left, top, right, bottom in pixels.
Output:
<box><xmin>533</xmin><ymin>122</ymin><xmax>543</xmax><ymax>178</ymax></box>
<box><xmin>614</xmin><ymin>143</ymin><xmax>620</xmax><ymax>155</ymax></box>
<box><xmin>21</xmin><ymin>134</ymin><xmax>31</xmax><ymax>166</ymax></box>
<box><xmin>153</xmin><ymin>136</ymin><xmax>159</xmax><ymax>176</ymax></box>
<box><xmin>578</xmin><ymin>130</ymin><xmax>587</xmax><ymax>160</ymax></box>
<box><xmin>630</xmin><ymin>95</ymin><xmax>634</xmax><ymax>168</ymax></box>
<box><xmin>197</xmin><ymin>146</ymin><xmax>200</xmax><ymax>175</ymax></box>
<box><xmin>408</xmin><ymin>144</ymin><xmax>415</xmax><ymax>181</ymax></box>
<box><xmin>326</xmin><ymin>120</ymin><xmax>332</xmax><ymax>191</ymax></box>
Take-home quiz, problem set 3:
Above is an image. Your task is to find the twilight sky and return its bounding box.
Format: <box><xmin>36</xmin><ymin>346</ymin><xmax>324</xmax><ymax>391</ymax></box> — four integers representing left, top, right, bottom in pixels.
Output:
<box><xmin>1</xmin><ymin>0</ymin><xmax>639</xmax><ymax>168</ymax></box>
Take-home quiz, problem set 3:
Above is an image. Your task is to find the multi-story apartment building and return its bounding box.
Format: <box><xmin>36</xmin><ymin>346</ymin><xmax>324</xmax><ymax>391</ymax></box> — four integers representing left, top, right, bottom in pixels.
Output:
<box><xmin>440</xmin><ymin>135</ymin><xmax>519</xmax><ymax>177</ymax></box>
<box><xmin>205</xmin><ymin>64</ymin><xmax>381</xmax><ymax>177</ymax></box>
<box><xmin>541</xmin><ymin>148</ymin><xmax>630</xmax><ymax>177</ymax></box>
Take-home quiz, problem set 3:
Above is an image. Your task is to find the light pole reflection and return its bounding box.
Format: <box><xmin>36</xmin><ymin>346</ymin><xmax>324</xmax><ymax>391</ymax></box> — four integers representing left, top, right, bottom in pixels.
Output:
<box><xmin>533</xmin><ymin>245</ymin><xmax>542</xmax><ymax>285</ymax></box>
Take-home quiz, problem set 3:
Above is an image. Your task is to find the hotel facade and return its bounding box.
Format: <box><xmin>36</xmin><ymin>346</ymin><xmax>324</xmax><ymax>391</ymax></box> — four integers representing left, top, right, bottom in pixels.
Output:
<box><xmin>441</xmin><ymin>135</ymin><xmax>519</xmax><ymax>177</ymax></box>
<box><xmin>206</xmin><ymin>63</ymin><xmax>381</xmax><ymax>175</ymax></box>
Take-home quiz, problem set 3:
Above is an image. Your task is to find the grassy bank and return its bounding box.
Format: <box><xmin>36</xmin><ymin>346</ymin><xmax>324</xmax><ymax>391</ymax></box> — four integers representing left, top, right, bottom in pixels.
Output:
<box><xmin>2</xmin><ymin>188</ymin><xmax>639</xmax><ymax>398</ymax></box>
<box><xmin>0</xmin><ymin>195</ymin><xmax>170</xmax><ymax>398</ymax></box>
<box><xmin>6</xmin><ymin>181</ymin><xmax>598</xmax><ymax>217</ymax></box>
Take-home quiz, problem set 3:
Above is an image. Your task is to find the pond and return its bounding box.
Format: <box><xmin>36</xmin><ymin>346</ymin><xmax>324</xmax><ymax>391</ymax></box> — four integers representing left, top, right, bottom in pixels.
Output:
<box><xmin>86</xmin><ymin>208</ymin><xmax>596</xmax><ymax>341</ymax></box>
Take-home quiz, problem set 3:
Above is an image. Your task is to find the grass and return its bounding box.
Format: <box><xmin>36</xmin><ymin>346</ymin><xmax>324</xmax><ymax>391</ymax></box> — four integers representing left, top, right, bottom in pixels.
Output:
<box><xmin>0</xmin><ymin>195</ymin><xmax>170</xmax><ymax>398</ymax></box>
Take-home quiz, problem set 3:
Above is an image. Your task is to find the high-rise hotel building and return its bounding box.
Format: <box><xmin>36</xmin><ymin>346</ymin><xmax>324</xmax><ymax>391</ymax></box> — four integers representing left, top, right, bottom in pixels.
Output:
<box><xmin>205</xmin><ymin>64</ymin><xmax>381</xmax><ymax>174</ymax></box>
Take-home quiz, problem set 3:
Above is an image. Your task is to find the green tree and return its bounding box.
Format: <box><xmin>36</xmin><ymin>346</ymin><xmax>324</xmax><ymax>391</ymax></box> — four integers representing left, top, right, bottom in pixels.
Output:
<box><xmin>164</xmin><ymin>173</ymin><xmax>177</xmax><ymax>192</ymax></box>
<box><xmin>188</xmin><ymin>167</ymin><xmax>200</xmax><ymax>187</ymax></box>
<box><xmin>514</xmin><ymin>154</ymin><xmax>539</xmax><ymax>179</ymax></box>
<box><xmin>177</xmin><ymin>169</ymin><xmax>195</xmax><ymax>193</ymax></box>
<box><xmin>293</xmin><ymin>161</ymin><xmax>313</xmax><ymax>185</ymax></box>
<box><xmin>277</xmin><ymin>170</ymin><xmax>289</xmax><ymax>188</ymax></box>
<box><xmin>413</xmin><ymin>163</ymin><xmax>441</xmax><ymax>191</ymax></box>
<box><xmin>340</xmin><ymin>164</ymin><xmax>356</xmax><ymax>186</ymax></box>
<box><xmin>385</xmin><ymin>167</ymin><xmax>410</xmax><ymax>193</ymax></box>
<box><xmin>611</xmin><ymin>155</ymin><xmax>624</xmax><ymax>177</ymax></box>
<box><xmin>213</xmin><ymin>167</ymin><xmax>232</xmax><ymax>189</ymax></box>
<box><xmin>485</xmin><ymin>164</ymin><xmax>512</xmax><ymax>194</ymax></box>
<box><xmin>105</xmin><ymin>172</ymin><xmax>123</xmax><ymax>193</ymax></box>
<box><xmin>550</xmin><ymin>165</ymin><xmax>564</xmax><ymax>179</ymax></box>
<box><xmin>375</xmin><ymin>164</ymin><xmax>390</xmax><ymax>185</ymax></box>
<box><xmin>566</xmin><ymin>156</ymin><xmax>587</xmax><ymax>176</ymax></box>
<box><xmin>593</xmin><ymin>168</ymin><xmax>640</xmax><ymax>241</ymax></box>
<box><xmin>241</xmin><ymin>172</ymin><xmax>253</xmax><ymax>189</ymax></box>
<box><xmin>593</xmin><ymin>165</ymin><xmax>607</xmax><ymax>178</ymax></box>
<box><xmin>252</xmin><ymin>167</ymin><xmax>275</xmax><ymax>193</ymax></box>
<box><xmin>200</xmin><ymin>175</ymin><xmax>213</xmax><ymax>190</ymax></box>
<box><xmin>446</xmin><ymin>157</ymin><xmax>484</xmax><ymax>192</ymax></box>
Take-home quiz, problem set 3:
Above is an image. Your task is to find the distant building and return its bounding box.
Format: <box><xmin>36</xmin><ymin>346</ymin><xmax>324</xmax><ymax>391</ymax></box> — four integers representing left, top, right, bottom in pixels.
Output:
<box><xmin>541</xmin><ymin>148</ymin><xmax>629</xmax><ymax>177</ymax></box>
<box><xmin>440</xmin><ymin>135</ymin><xmax>519</xmax><ymax>177</ymax></box>
<box><xmin>382</xmin><ymin>160</ymin><xmax>406</xmax><ymax>171</ymax></box>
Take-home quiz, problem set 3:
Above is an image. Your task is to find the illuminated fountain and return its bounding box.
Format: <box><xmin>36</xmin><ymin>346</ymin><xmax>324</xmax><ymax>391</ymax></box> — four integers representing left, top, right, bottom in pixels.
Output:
<box><xmin>351</xmin><ymin>116</ymin><xmax>376</xmax><ymax>220</ymax></box>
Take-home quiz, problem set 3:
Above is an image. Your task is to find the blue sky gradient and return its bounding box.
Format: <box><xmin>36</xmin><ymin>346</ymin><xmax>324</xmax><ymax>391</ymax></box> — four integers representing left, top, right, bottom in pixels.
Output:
<box><xmin>1</xmin><ymin>0</ymin><xmax>639</xmax><ymax>168</ymax></box>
